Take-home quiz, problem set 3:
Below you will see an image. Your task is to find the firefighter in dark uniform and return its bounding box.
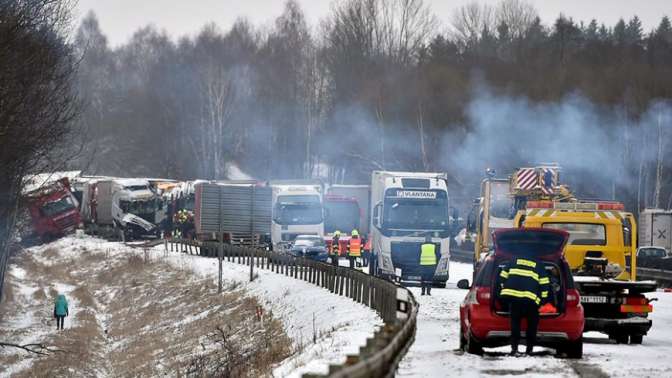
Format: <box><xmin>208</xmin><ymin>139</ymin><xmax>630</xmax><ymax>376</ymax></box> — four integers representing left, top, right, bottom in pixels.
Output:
<box><xmin>330</xmin><ymin>230</ymin><xmax>341</xmax><ymax>266</ymax></box>
<box><xmin>420</xmin><ymin>235</ymin><xmax>437</xmax><ymax>296</ymax></box>
<box><xmin>499</xmin><ymin>257</ymin><xmax>551</xmax><ymax>356</ymax></box>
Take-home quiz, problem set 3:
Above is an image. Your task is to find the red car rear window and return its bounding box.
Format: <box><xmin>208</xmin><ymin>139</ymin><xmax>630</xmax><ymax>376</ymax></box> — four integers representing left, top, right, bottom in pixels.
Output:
<box><xmin>495</xmin><ymin>230</ymin><xmax>566</xmax><ymax>257</ymax></box>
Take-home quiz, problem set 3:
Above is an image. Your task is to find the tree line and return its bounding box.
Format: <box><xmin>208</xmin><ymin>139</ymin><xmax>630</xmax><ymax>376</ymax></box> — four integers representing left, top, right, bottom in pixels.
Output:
<box><xmin>71</xmin><ymin>0</ymin><xmax>672</xmax><ymax>212</ymax></box>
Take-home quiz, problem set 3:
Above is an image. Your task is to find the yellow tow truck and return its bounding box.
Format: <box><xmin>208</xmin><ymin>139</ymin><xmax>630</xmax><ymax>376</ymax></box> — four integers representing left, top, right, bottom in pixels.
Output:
<box><xmin>469</xmin><ymin>165</ymin><xmax>657</xmax><ymax>344</ymax></box>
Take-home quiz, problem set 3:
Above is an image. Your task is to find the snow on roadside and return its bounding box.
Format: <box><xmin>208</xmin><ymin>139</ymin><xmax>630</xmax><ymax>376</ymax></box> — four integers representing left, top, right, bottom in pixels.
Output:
<box><xmin>153</xmin><ymin>246</ymin><xmax>383</xmax><ymax>377</ymax></box>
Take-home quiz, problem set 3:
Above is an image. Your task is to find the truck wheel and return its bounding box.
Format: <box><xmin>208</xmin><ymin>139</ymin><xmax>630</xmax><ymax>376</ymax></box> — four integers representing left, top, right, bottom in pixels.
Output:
<box><xmin>630</xmin><ymin>334</ymin><xmax>643</xmax><ymax>344</ymax></box>
<box><xmin>559</xmin><ymin>338</ymin><xmax>583</xmax><ymax>359</ymax></box>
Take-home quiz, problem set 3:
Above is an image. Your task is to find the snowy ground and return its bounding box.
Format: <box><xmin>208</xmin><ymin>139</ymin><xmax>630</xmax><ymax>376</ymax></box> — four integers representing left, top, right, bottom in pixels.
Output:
<box><xmin>0</xmin><ymin>235</ymin><xmax>381</xmax><ymax>377</ymax></box>
<box><xmin>397</xmin><ymin>261</ymin><xmax>672</xmax><ymax>377</ymax></box>
<box><xmin>153</xmin><ymin>245</ymin><xmax>383</xmax><ymax>377</ymax></box>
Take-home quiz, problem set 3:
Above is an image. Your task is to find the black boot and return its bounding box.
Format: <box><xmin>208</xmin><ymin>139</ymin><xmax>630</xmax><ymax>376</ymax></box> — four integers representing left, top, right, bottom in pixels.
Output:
<box><xmin>421</xmin><ymin>286</ymin><xmax>426</xmax><ymax>296</ymax></box>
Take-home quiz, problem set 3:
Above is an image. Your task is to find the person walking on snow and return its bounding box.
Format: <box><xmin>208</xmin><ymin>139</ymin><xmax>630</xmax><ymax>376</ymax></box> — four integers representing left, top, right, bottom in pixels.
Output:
<box><xmin>53</xmin><ymin>294</ymin><xmax>69</xmax><ymax>330</ymax></box>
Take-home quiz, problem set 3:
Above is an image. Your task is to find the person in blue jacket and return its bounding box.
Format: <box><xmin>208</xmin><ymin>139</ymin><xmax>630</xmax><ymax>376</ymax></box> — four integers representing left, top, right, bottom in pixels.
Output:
<box><xmin>53</xmin><ymin>294</ymin><xmax>68</xmax><ymax>330</ymax></box>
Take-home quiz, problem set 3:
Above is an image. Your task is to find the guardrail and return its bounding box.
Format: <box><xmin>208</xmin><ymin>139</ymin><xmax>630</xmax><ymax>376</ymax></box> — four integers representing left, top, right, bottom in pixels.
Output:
<box><xmin>635</xmin><ymin>267</ymin><xmax>672</xmax><ymax>286</ymax></box>
<box><xmin>165</xmin><ymin>238</ymin><xmax>418</xmax><ymax>377</ymax></box>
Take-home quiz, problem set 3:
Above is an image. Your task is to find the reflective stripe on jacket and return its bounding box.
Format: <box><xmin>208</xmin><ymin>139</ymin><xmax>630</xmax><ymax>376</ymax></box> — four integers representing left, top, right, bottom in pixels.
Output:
<box><xmin>349</xmin><ymin>237</ymin><xmax>361</xmax><ymax>256</ymax></box>
<box><xmin>420</xmin><ymin>243</ymin><xmax>437</xmax><ymax>266</ymax></box>
<box><xmin>499</xmin><ymin>258</ymin><xmax>550</xmax><ymax>306</ymax></box>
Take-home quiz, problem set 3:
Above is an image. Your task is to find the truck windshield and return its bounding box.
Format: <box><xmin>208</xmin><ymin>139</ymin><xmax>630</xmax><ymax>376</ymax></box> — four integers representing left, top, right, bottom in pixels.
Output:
<box><xmin>41</xmin><ymin>196</ymin><xmax>76</xmax><ymax>217</ymax></box>
<box><xmin>542</xmin><ymin>223</ymin><xmax>606</xmax><ymax>246</ymax></box>
<box><xmin>120</xmin><ymin>199</ymin><xmax>157</xmax><ymax>215</ymax></box>
<box><xmin>324</xmin><ymin>201</ymin><xmax>359</xmax><ymax>233</ymax></box>
<box><xmin>383</xmin><ymin>190</ymin><xmax>448</xmax><ymax>230</ymax></box>
<box><xmin>275</xmin><ymin>195</ymin><xmax>322</xmax><ymax>225</ymax></box>
<box><xmin>489</xmin><ymin>181</ymin><xmax>514</xmax><ymax>219</ymax></box>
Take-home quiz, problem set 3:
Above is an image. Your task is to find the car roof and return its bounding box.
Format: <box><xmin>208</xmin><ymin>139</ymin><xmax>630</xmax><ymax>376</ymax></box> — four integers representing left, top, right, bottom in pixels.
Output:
<box><xmin>296</xmin><ymin>235</ymin><xmax>321</xmax><ymax>239</ymax></box>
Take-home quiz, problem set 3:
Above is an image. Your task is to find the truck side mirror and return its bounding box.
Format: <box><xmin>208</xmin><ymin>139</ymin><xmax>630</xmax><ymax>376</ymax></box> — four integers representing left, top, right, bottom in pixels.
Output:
<box><xmin>372</xmin><ymin>202</ymin><xmax>382</xmax><ymax>229</ymax></box>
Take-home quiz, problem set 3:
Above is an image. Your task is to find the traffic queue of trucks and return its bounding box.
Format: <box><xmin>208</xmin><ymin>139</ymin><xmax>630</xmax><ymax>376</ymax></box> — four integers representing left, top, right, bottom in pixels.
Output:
<box><xmin>20</xmin><ymin>170</ymin><xmax>455</xmax><ymax>288</ymax></box>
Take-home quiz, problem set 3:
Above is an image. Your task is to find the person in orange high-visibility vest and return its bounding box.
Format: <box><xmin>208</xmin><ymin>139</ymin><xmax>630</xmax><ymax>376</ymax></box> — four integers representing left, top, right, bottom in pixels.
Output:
<box><xmin>348</xmin><ymin>229</ymin><xmax>362</xmax><ymax>269</ymax></box>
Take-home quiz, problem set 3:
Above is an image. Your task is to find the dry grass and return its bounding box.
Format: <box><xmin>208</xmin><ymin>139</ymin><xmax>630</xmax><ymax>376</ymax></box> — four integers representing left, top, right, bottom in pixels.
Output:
<box><xmin>0</xmin><ymin>245</ymin><xmax>291</xmax><ymax>377</ymax></box>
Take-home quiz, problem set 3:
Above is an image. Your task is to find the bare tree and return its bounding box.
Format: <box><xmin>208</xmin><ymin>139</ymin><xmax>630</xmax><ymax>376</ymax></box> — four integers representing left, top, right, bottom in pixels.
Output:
<box><xmin>495</xmin><ymin>0</ymin><xmax>538</xmax><ymax>40</ymax></box>
<box><xmin>0</xmin><ymin>0</ymin><xmax>80</xmax><ymax>300</ymax></box>
<box><xmin>450</xmin><ymin>1</ymin><xmax>495</xmax><ymax>48</ymax></box>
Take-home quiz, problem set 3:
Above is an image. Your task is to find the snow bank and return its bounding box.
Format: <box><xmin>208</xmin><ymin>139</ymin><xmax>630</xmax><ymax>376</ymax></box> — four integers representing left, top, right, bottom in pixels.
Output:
<box><xmin>155</xmin><ymin>247</ymin><xmax>383</xmax><ymax>377</ymax></box>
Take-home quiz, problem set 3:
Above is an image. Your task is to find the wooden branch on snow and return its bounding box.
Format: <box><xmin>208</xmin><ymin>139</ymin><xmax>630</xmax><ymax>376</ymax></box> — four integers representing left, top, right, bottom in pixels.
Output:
<box><xmin>0</xmin><ymin>341</ymin><xmax>66</xmax><ymax>356</ymax></box>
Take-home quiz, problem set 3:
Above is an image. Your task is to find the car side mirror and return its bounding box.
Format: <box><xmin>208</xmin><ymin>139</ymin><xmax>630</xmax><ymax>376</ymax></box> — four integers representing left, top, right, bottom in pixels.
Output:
<box><xmin>457</xmin><ymin>279</ymin><xmax>470</xmax><ymax>290</ymax></box>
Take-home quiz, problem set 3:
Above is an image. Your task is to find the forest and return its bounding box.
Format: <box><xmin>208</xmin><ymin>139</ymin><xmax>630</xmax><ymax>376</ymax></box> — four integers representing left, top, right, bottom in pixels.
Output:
<box><xmin>68</xmin><ymin>0</ymin><xmax>672</xmax><ymax>211</ymax></box>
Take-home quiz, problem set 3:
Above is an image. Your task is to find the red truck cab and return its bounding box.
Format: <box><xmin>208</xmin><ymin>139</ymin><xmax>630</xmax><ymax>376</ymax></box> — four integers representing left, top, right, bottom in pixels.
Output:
<box><xmin>25</xmin><ymin>178</ymin><xmax>81</xmax><ymax>242</ymax></box>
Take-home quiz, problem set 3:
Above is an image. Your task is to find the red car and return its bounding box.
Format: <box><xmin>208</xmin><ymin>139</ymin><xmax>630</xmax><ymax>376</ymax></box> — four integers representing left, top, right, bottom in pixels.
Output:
<box><xmin>459</xmin><ymin>228</ymin><xmax>584</xmax><ymax>358</ymax></box>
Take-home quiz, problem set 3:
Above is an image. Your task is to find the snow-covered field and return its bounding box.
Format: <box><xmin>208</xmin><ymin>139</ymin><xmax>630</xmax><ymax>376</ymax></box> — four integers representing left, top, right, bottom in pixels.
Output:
<box><xmin>397</xmin><ymin>261</ymin><xmax>672</xmax><ymax>377</ymax></box>
<box><xmin>152</xmin><ymin>244</ymin><xmax>383</xmax><ymax>377</ymax></box>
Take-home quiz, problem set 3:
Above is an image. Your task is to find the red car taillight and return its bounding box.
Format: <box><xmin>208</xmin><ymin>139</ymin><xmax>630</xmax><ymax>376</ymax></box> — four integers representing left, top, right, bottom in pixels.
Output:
<box><xmin>476</xmin><ymin>287</ymin><xmax>491</xmax><ymax>305</ymax></box>
<box><xmin>567</xmin><ymin>289</ymin><xmax>581</xmax><ymax>307</ymax></box>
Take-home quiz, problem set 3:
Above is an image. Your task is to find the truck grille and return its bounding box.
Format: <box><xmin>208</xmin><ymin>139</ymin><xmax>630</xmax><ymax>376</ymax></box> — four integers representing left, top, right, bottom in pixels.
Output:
<box><xmin>391</xmin><ymin>242</ymin><xmax>440</xmax><ymax>277</ymax></box>
<box><xmin>55</xmin><ymin>213</ymin><xmax>78</xmax><ymax>230</ymax></box>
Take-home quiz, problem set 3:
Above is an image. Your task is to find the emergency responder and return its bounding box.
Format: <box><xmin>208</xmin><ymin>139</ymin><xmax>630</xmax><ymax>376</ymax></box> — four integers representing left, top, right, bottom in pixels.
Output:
<box><xmin>499</xmin><ymin>256</ymin><xmax>551</xmax><ymax>356</ymax></box>
<box><xmin>420</xmin><ymin>235</ymin><xmax>437</xmax><ymax>295</ymax></box>
<box><xmin>331</xmin><ymin>230</ymin><xmax>341</xmax><ymax>266</ymax></box>
<box><xmin>348</xmin><ymin>229</ymin><xmax>362</xmax><ymax>269</ymax></box>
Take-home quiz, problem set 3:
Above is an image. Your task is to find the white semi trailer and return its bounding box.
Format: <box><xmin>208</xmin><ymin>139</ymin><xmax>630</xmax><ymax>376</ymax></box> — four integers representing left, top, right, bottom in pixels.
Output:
<box><xmin>639</xmin><ymin>208</ymin><xmax>672</xmax><ymax>252</ymax></box>
<box><xmin>369</xmin><ymin>171</ymin><xmax>451</xmax><ymax>287</ymax></box>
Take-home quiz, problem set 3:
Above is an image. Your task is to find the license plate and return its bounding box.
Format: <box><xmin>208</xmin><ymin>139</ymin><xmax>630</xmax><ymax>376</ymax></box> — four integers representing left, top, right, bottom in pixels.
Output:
<box><xmin>581</xmin><ymin>295</ymin><xmax>607</xmax><ymax>304</ymax></box>
<box><xmin>406</xmin><ymin>275</ymin><xmax>422</xmax><ymax>281</ymax></box>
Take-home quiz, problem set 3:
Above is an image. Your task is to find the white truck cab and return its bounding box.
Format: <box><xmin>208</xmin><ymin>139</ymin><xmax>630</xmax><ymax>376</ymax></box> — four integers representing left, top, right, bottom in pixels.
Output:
<box><xmin>271</xmin><ymin>184</ymin><xmax>324</xmax><ymax>250</ymax></box>
<box><xmin>369</xmin><ymin>171</ymin><xmax>451</xmax><ymax>286</ymax></box>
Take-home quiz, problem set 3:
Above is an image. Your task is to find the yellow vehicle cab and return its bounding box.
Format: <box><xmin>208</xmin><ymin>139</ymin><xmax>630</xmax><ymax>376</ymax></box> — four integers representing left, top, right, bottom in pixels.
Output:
<box><xmin>514</xmin><ymin>200</ymin><xmax>637</xmax><ymax>281</ymax></box>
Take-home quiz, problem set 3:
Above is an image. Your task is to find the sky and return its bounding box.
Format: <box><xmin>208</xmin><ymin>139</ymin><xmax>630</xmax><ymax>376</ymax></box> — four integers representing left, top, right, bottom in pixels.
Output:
<box><xmin>76</xmin><ymin>0</ymin><xmax>671</xmax><ymax>47</ymax></box>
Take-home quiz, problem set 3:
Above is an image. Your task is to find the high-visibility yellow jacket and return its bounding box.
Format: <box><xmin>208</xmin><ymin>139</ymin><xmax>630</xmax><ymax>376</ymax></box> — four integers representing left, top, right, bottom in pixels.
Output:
<box><xmin>499</xmin><ymin>258</ymin><xmax>550</xmax><ymax>306</ymax></box>
<box><xmin>420</xmin><ymin>243</ymin><xmax>437</xmax><ymax>266</ymax></box>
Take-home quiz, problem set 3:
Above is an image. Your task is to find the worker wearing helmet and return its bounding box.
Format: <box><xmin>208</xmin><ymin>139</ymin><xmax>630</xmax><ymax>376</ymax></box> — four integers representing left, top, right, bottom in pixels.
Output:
<box><xmin>420</xmin><ymin>234</ymin><xmax>437</xmax><ymax>295</ymax></box>
<box><xmin>348</xmin><ymin>229</ymin><xmax>362</xmax><ymax>269</ymax></box>
<box><xmin>331</xmin><ymin>230</ymin><xmax>341</xmax><ymax>266</ymax></box>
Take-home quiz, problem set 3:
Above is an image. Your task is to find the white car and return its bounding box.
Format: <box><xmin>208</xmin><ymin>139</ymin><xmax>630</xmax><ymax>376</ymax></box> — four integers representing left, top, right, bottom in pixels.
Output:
<box><xmin>637</xmin><ymin>246</ymin><xmax>670</xmax><ymax>259</ymax></box>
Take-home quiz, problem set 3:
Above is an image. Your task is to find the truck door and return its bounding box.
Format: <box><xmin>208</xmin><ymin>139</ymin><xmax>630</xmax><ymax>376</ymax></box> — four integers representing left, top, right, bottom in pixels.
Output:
<box><xmin>624</xmin><ymin>213</ymin><xmax>637</xmax><ymax>280</ymax></box>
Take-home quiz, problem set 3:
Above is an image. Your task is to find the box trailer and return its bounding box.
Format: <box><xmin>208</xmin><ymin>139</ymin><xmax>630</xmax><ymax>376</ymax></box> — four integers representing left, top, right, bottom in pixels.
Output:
<box><xmin>639</xmin><ymin>208</ymin><xmax>672</xmax><ymax>252</ymax></box>
<box><xmin>194</xmin><ymin>182</ymin><xmax>272</xmax><ymax>245</ymax></box>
